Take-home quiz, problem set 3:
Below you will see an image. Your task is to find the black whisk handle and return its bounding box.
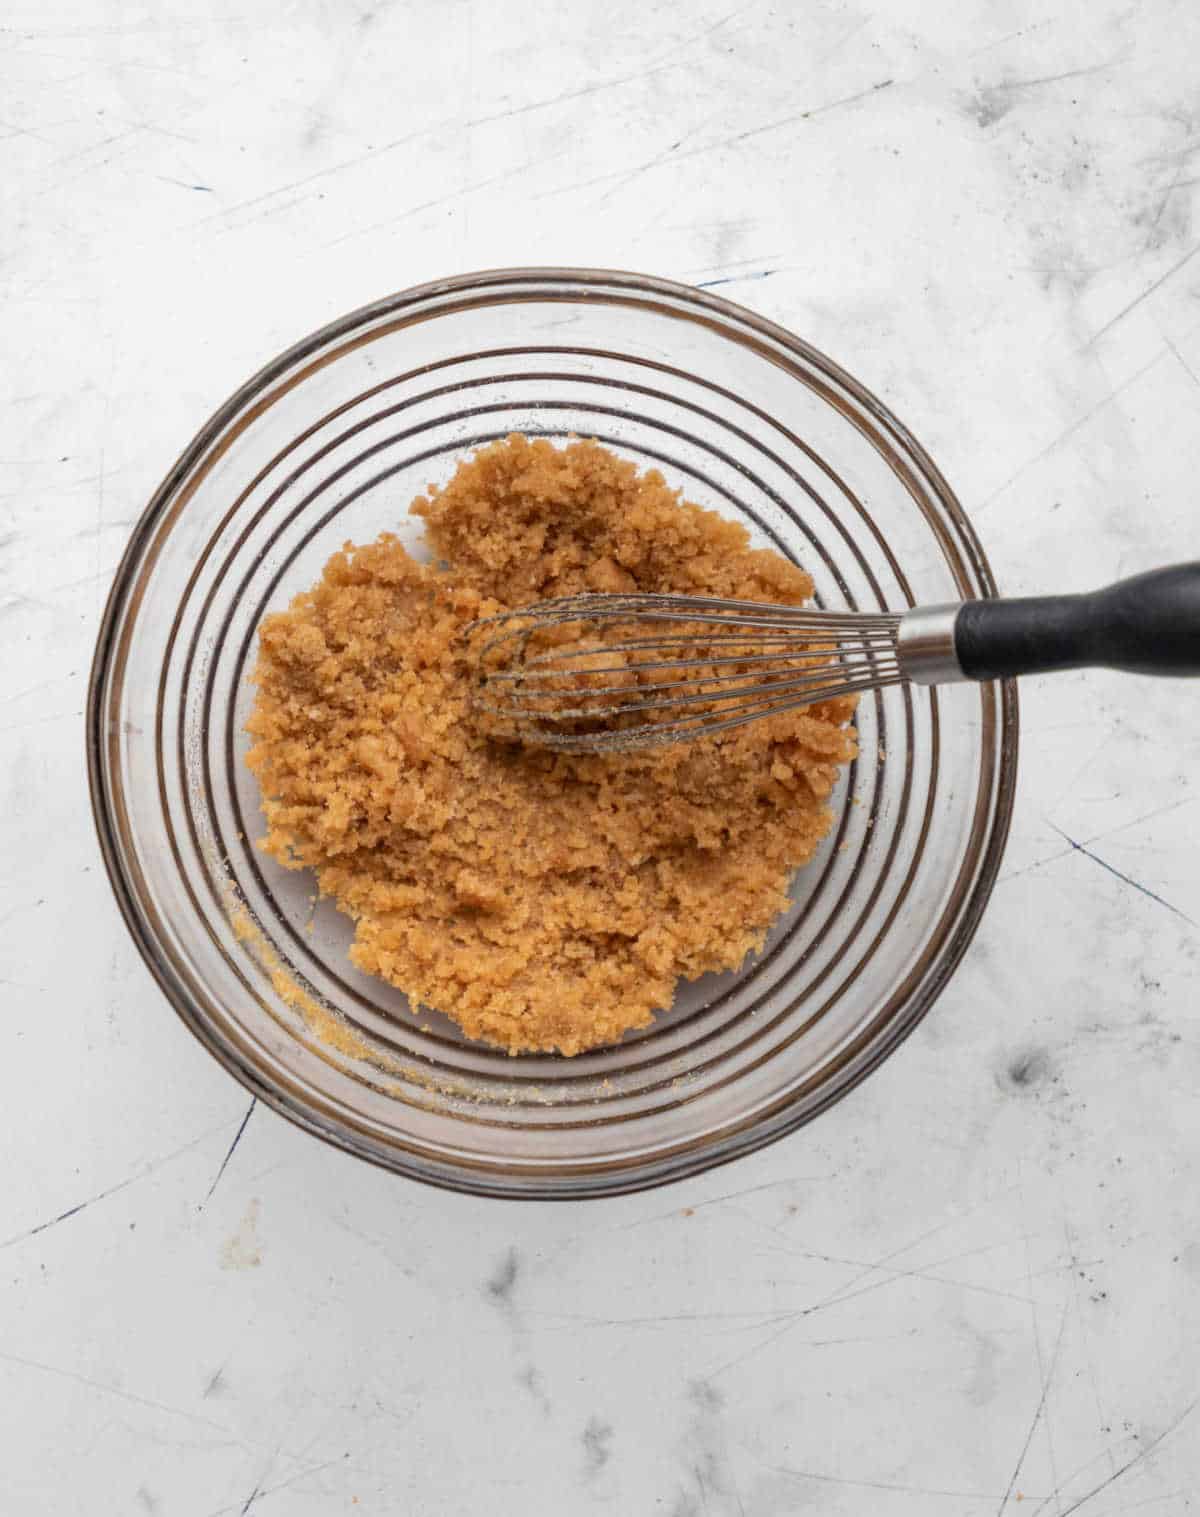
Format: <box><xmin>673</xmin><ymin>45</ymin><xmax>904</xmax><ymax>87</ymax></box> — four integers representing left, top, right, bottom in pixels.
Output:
<box><xmin>954</xmin><ymin>562</ymin><xmax>1200</xmax><ymax>681</ymax></box>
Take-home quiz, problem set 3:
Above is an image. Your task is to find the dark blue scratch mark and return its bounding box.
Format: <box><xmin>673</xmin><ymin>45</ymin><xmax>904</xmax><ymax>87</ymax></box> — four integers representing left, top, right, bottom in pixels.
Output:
<box><xmin>1050</xmin><ymin>824</ymin><xmax>1196</xmax><ymax>927</ymax></box>
<box><xmin>0</xmin><ymin>1121</ymin><xmax>235</xmax><ymax>1250</ymax></box>
<box><xmin>156</xmin><ymin>174</ymin><xmax>214</xmax><ymax>192</ymax></box>
<box><xmin>696</xmin><ymin>270</ymin><xmax>776</xmax><ymax>289</ymax></box>
<box><xmin>203</xmin><ymin>1098</ymin><xmax>257</xmax><ymax>1206</ymax></box>
<box><xmin>16</xmin><ymin>1198</ymin><xmax>90</xmax><ymax>1241</ymax></box>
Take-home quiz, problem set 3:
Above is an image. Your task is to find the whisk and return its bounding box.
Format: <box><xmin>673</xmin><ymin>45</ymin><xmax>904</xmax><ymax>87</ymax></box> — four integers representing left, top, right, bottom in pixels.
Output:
<box><xmin>469</xmin><ymin>563</ymin><xmax>1200</xmax><ymax>752</ymax></box>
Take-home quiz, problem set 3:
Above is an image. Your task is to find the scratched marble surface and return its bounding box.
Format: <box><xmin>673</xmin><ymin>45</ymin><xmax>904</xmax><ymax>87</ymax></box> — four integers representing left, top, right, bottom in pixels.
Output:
<box><xmin>3</xmin><ymin>1</ymin><xmax>1200</xmax><ymax>1512</ymax></box>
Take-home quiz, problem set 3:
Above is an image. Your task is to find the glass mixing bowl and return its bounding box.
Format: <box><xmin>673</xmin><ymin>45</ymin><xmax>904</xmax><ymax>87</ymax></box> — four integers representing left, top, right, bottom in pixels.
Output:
<box><xmin>88</xmin><ymin>269</ymin><xmax>1018</xmax><ymax>1199</ymax></box>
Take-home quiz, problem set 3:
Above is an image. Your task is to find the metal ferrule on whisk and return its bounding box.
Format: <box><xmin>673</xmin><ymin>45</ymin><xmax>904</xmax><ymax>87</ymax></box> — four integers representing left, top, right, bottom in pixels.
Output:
<box><xmin>895</xmin><ymin>603</ymin><xmax>966</xmax><ymax>686</ymax></box>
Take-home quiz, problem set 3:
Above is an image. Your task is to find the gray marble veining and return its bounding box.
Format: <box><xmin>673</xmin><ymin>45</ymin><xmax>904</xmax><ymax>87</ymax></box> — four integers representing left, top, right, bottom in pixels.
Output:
<box><xmin>1</xmin><ymin>0</ymin><xmax>1198</xmax><ymax>1511</ymax></box>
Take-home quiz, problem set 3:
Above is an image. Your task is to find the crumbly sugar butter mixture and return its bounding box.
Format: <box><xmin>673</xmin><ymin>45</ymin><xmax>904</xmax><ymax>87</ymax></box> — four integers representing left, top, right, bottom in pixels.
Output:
<box><xmin>245</xmin><ymin>436</ymin><xmax>856</xmax><ymax>1056</ymax></box>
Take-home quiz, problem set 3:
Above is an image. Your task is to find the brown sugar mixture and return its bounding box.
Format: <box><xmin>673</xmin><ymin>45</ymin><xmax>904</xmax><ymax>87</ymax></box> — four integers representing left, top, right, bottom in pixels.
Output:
<box><xmin>245</xmin><ymin>437</ymin><xmax>857</xmax><ymax>1056</ymax></box>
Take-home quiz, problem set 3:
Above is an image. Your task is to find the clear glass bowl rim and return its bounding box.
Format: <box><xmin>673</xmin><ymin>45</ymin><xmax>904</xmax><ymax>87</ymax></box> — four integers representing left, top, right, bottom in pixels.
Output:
<box><xmin>86</xmin><ymin>266</ymin><xmax>1019</xmax><ymax>1199</ymax></box>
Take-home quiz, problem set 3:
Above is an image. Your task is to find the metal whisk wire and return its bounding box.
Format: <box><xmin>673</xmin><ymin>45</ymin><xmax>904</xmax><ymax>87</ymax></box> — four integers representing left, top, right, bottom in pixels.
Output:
<box><xmin>467</xmin><ymin>564</ymin><xmax>1200</xmax><ymax>752</ymax></box>
<box><xmin>469</xmin><ymin>594</ymin><xmax>905</xmax><ymax>751</ymax></box>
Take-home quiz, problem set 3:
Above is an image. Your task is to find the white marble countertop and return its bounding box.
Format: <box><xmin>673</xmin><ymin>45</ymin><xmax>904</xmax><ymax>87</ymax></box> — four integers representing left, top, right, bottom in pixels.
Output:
<box><xmin>4</xmin><ymin>1</ymin><xmax>1199</xmax><ymax>1512</ymax></box>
